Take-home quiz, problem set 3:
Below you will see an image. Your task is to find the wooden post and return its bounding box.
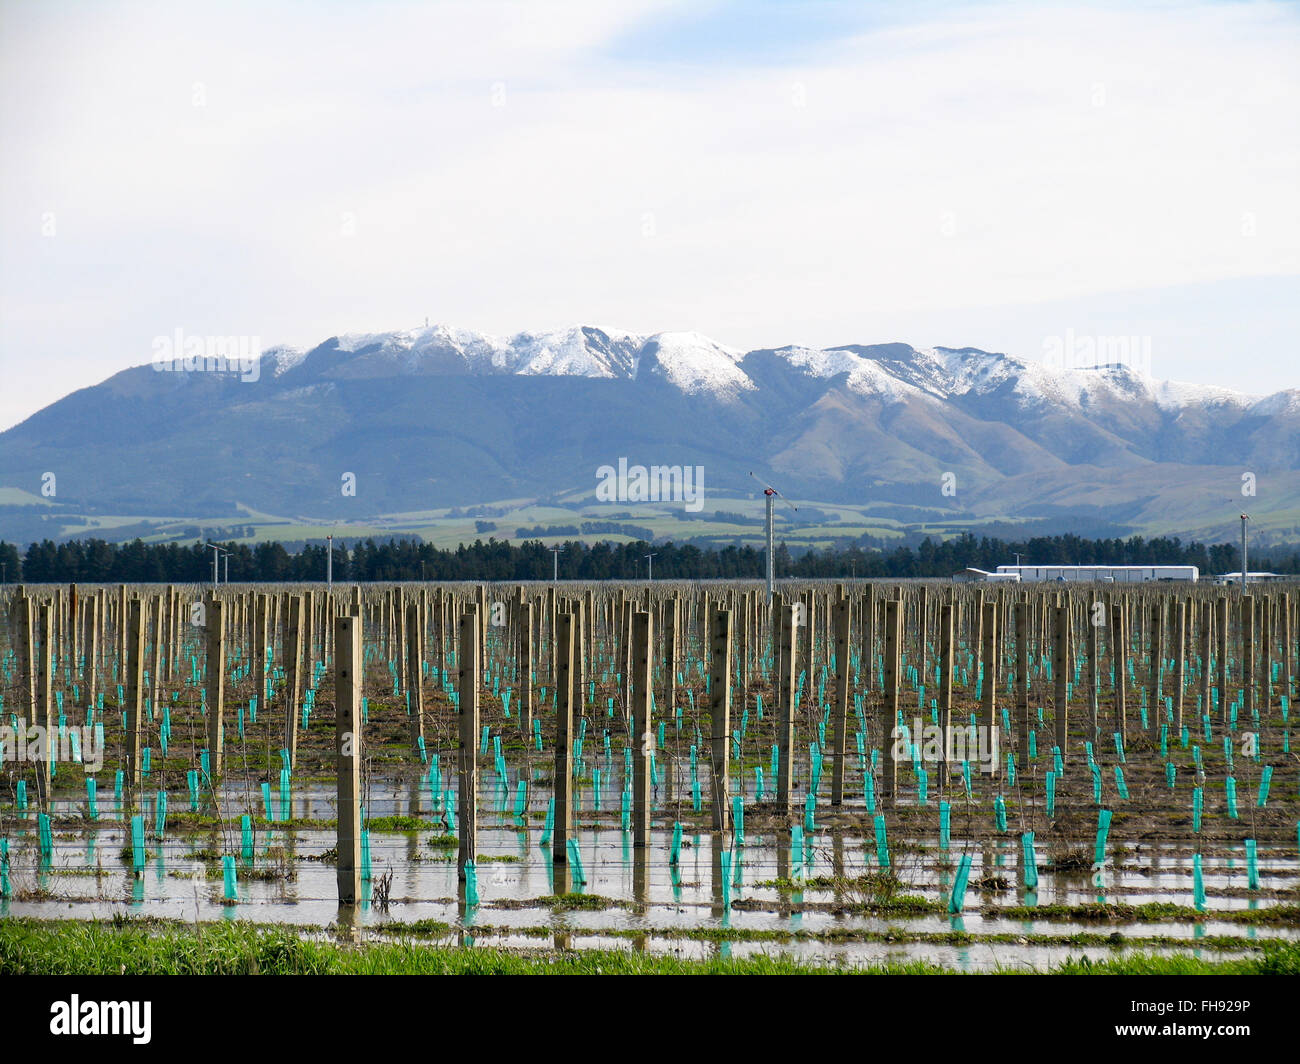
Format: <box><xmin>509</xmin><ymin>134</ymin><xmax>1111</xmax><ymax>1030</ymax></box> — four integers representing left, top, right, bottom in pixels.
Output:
<box><xmin>708</xmin><ymin>609</ymin><xmax>732</xmax><ymax>830</ymax></box>
<box><xmin>1147</xmin><ymin>600</ymin><xmax>1164</xmax><ymax>737</ymax></box>
<box><xmin>1173</xmin><ymin>599</ymin><xmax>1187</xmax><ymax>731</ymax></box>
<box><xmin>830</xmin><ymin>599</ymin><xmax>851</xmax><ymax>805</ymax></box>
<box><xmin>1242</xmin><ymin>595</ymin><xmax>1255</xmax><ymax>719</ymax></box>
<box><xmin>1199</xmin><ymin>600</ymin><xmax>1213</xmax><ymax>721</ymax></box>
<box><xmin>519</xmin><ymin>599</ymin><xmax>534</xmax><ymax>735</ymax></box>
<box><xmin>1087</xmin><ymin>596</ymin><xmax>1100</xmax><ymax>742</ymax></box>
<box><xmin>664</xmin><ymin>596</ymin><xmax>678</xmax><ymax>719</ymax></box>
<box><xmin>777</xmin><ymin>601</ymin><xmax>797</xmax><ymax>812</ymax></box>
<box><xmin>35</xmin><ymin>600</ymin><xmax>54</xmax><ymax>805</ymax></box>
<box><xmin>124</xmin><ymin>598</ymin><xmax>144</xmax><ymax>791</ymax></box>
<box><xmin>1111</xmin><ymin>602</ymin><xmax>1127</xmax><ymax>737</ymax></box>
<box><xmin>284</xmin><ymin>595</ymin><xmax>304</xmax><ymax>767</ymax></box>
<box><xmin>632</xmin><ymin>610</ymin><xmax>653</xmax><ymax>847</ymax></box>
<box><xmin>881</xmin><ymin>598</ymin><xmax>901</xmax><ymax>807</ymax></box>
<box><xmin>1217</xmin><ymin>595</ymin><xmax>1229</xmax><ymax>721</ymax></box>
<box><xmin>406</xmin><ymin>602</ymin><xmax>425</xmax><ymax>749</ymax></box>
<box><xmin>553</xmin><ymin>611</ymin><xmax>575</xmax><ymax>864</ymax></box>
<box><xmin>1015</xmin><ymin>601</ymin><xmax>1030</xmax><ymax>756</ymax></box>
<box><xmin>938</xmin><ymin>602</ymin><xmax>954</xmax><ymax>783</ymax></box>
<box><xmin>334</xmin><ymin>613</ymin><xmax>362</xmax><ymax>906</ymax></box>
<box><xmin>981</xmin><ymin>600</ymin><xmax>998</xmax><ymax>726</ymax></box>
<box><xmin>1052</xmin><ymin>603</ymin><xmax>1068</xmax><ymax>762</ymax></box>
<box><xmin>148</xmin><ymin>594</ymin><xmax>162</xmax><ymax>713</ymax></box>
<box><xmin>458</xmin><ymin>605</ymin><xmax>479</xmax><ymax>878</ymax></box>
<box><xmin>206</xmin><ymin>598</ymin><xmax>225</xmax><ymax>777</ymax></box>
<box><xmin>252</xmin><ymin>593</ymin><xmax>268</xmax><ymax>718</ymax></box>
<box><xmin>83</xmin><ymin>594</ymin><xmax>99</xmax><ymax>710</ymax></box>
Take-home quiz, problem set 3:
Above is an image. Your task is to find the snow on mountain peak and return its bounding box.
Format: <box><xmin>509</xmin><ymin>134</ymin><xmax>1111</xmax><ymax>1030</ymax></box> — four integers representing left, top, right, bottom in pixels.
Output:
<box><xmin>641</xmin><ymin>331</ymin><xmax>753</xmax><ymax>396</ymax></box>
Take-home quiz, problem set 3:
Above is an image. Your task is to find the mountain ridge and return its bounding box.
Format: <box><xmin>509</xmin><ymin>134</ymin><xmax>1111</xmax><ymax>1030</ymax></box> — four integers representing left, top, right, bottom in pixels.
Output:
<box><xmin>1</xmin><ymin>323</ymin><xmax>1297</xmax><ymax>548</ymax></box>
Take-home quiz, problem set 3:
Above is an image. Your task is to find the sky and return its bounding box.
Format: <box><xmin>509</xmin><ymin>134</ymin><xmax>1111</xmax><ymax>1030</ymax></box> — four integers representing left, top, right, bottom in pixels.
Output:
<box><xmin>1</xmin><ymin>0</ymin><xmax>1296</xmax><ymax>431</ymax></box>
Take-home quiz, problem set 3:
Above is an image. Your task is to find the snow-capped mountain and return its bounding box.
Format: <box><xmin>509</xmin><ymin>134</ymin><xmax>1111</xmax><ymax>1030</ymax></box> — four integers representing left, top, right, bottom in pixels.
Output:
<box><xmin>1</xmin><ymin>324</ymin><xmax>1296</xmax><ymax>544</ymax></box>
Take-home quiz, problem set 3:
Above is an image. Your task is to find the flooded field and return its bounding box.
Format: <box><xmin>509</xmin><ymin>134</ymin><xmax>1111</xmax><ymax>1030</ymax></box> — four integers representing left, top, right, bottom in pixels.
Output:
<box><xmin>3</xmin><ymin>580</ymin><xmax>1299</xmax><ymax>971</ymax></box>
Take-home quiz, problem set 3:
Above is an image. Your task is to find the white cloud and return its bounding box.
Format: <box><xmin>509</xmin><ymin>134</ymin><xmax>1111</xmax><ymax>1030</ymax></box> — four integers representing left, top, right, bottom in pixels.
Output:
<box><xmin>1</xmin><ymin>0</ymin><xmax>1296</xmax><ymax>430</ymax></box>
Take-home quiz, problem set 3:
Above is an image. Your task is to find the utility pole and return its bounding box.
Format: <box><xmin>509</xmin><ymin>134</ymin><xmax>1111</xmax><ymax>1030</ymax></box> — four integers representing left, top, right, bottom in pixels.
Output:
<box><xmin>645</xmin><ymin>553</ymin><xmax>657</xmax><ymax>581</ymax></box>
<box><xmin>327</xmin><ymin>534</ymin><xmax>334</xmax><ymax>589</ymax></box>
<box><xmin>1240</xmin><ymin>513</ymin><xmax>1249</xmax><ymax>590</ymax></box>
<box><xmin>751</xmin><ymin>473</ymin><xmax>797</xmax><ymax>605</ymax></box>
<box><xmin>549</xmin><ymin>547</ymin><xmax>564</xmax><ymax>582</ymax></box>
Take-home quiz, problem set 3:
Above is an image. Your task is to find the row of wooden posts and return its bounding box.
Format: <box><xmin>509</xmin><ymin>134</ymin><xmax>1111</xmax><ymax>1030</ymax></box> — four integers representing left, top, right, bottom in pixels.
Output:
<box><xmin>4</xmin><ymin>580</ymin><xmax>1298</xmax><ymax>904</ymax></box>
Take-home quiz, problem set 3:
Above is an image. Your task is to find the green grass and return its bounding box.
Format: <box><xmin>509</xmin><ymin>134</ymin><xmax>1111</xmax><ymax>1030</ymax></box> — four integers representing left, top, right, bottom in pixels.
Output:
<box><xmin>365</xmin><ymin>815</ymin><xmax>426</xmax><ymax>833</ymax></box>
<box><xmin>1</xmin><ymin>919</ymin><xmax>1297</xmax><ymax>975</ymax></box>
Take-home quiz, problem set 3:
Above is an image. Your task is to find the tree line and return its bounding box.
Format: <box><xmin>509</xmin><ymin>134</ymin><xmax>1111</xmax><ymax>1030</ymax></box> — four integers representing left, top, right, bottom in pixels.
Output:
<box><xmin>1</xmin><ymin>531</ymin><xmax>1294</xmax><ymax>584</ymax></box>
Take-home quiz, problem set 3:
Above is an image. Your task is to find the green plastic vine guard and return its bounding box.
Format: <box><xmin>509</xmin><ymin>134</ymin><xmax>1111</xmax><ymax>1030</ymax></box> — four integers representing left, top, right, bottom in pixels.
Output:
<box><xmin>994</xmin><ymin>794</ymin><xmax>1007</xmax><ymax>831</ymax></box>
<box><xmin>1192</xmin><ymin>852</ymin><xmax>1205</xmax><ymax>910</ymax></box>
<box><xmin>513</xmin><ymin>780</ymin><xmax>528</xmax><ymax>817</ymax></box>
<box><xmin>734</xmin><ymin>796</ymin><xmax>745</xmax><ymax>845</ymax></box>
<box><xmin>222</xmin><ymin>855</ymin><xmax>238</xmax><ymax>902</ymax></box>
<box><xmin>261</xmin><ymin>782</ymin><xmax>273</xmax><ymax>821</ymax></box>
<box><xmin>1226</xmin><ymin>776</ymin><xmax>1238</xmax><ymax>819</ymax></box>
<box><xmin>1022</xmin><ymin>831</ymin><xmax>1038</xmax><ymax>889</ymax></box>
<box><xmin>464</xmin><ymin>860</ymin><xmax>479</xmax><ymax>906</ymax></box>
<box><xmin>864</xmin><ymin>770</ymin><xmax>875</xmax><ymax>812</ymax></box>
<box><xmin>917</xmin><ymin>767</ymin><xmax>928</xmax><ymax>806</ymax></box>
<box><xmin>670</xmin><ymin>821</ymin><xmax>682</xmax><ymax>865</ymax></box>
<box><xmin>566</xmin><ymin>838</ymin><xmax>586</xmax><ymax>884</ymax></box>
<box><xmin>755</xmin><ymin>766</ymin><xmax>765</xmax><ymax>800</ymax></box>
<box><xmin>154</xmin><ymin>792</ymin><xmax>166</xmax><ymax>840</ymax></box>
<box><xmin>949</xmin><ymin>854</ymin><xmax>972</xmax><ymax>913</ymax></box>
<box><xmin>1192</xmin><ymin>787</ymin><xmax>1203</xmax><ymax>832</ymax></box>
<box><xmin>1045</xmin><ymin>771</ymin><xmax>1056</xmax><ymax>818</ymax></box>
<box><xmin>38</xmin><ymin>812</ymin><xmax>52</xmax><ymax>857</ymax></box>
<box><xmin>361</xmin><ymin>830</ymin><xmax>371</xmax><ymax>880</ymax></box>
<box><xmin>130</xmin><ymin>814</ymin><xmax>145</xmax><ymax>872</ymax></box>
<box><xmin>1028</xmin><ymin>731</ymin><xmax>1036</xmax><ymax>760</ymax></box>
<box><xmin>279</xmin><ymin>768</ymin><xmax>291</xmax><ymax>822</ymax></box>
<box><xmin>241</xmin><ymin>814</ymin><xmax>252</xmax><ymax>859</ymax></box>
<box><xmin>1114</xmin><ymin>766</ymin><xmax>1129</xmax><ymax>800</ymax></box>
<box><xmin>1257</xmin><ymin>767</ymin><xmax>1272</xmax><ymax>807</ymax></box>
<box><xmin>1245</xmin><ymin>839</ymin><xmax>1259</xmax><ymax>890</ymax></box>
<box><xmin>939</xmin><ymin>801</ymin><xmax>950</xmax><ymax>851</ymax></box>
<box><xmin>188</xmin><ymin>770</ymin><xmax>200</xmax><ymax>812</ymax></box>
<box><xmin>540</xmin><ymin>797</ymin><xmax>555</xmax><ymax>845</ymax></box>
<box><xmin>86</xmin><ymin>778</ymin><xmax>98</xmax><ymax>820</ymax></box>
<box><xmin>874</xmin><ymin>814</ymin><xmax>890</xmax><ymax>867</ymax></box>
<box><xmin>1094</xmin><ymin>809</ymin><xmax>1112</xmax><ymax>865</ymax></box>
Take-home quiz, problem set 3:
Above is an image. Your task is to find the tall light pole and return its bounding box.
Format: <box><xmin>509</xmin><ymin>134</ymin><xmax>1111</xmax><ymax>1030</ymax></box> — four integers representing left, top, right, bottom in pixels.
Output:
<box><xmin>326</xmin><ymin>534</ymin><xmax>334</xmax><ymax>589</ymax></box>
<box><xmin>1013</xmin><ymin>552</ymin><xmax>1022</xmax><ymax>569</ymax></box>
<box><xmin>549</xmin><ymin>547</ymin><xmax>564</xmax><ymax>582</ymax></box>
<box><xmin>203</xmin><ymin>542</ymin><xmax>228</xmax><ymax>589</ymax></box>
<box><xmin>223</xmin><ymin>553</ymin><xmax>229</xmax><ymax>584</ymax></box>
<box><xmin>645</xmin><ymin>553</ymin><xmax>657</xmax><ymax>581</ymax></box>
<box><xmin>1240</xmin><ymin>513</ymin><xmax>1249</xmax><ymax>589</ymax></box>
<box><xmin>751</xmin><ymin>473</ymin><xmax>797</xmax><ymax>604</ymax></box>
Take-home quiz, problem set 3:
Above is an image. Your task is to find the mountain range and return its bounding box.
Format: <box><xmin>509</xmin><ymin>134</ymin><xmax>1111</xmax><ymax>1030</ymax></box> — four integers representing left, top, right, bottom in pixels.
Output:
<box><xmin>1</xmin><ymin>324</ymin><xmax>1297</xmax><ymax>548</ymax></box>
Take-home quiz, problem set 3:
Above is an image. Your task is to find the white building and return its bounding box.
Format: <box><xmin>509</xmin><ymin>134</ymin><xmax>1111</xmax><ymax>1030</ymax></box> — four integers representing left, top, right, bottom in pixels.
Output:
<box><xmin>992</xmin><ymin>564</ymin><xmax>1199</xmax><ymax>583</ymax></box>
